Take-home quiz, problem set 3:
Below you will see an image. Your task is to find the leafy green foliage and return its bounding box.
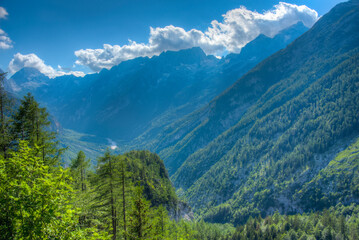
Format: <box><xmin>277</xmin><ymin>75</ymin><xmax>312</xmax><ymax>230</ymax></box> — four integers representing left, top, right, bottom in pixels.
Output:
<box><xmin>0</xmin><ymin>141</ymin><xmax>108</xmax><ymax>240</ymax></box>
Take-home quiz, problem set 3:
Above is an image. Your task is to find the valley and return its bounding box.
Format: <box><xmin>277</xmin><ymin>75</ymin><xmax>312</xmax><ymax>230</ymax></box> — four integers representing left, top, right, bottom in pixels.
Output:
<box><xmin>1</xmin><ymin>0</ymin><xmax>359</xmax><ymax>239</ymax></box>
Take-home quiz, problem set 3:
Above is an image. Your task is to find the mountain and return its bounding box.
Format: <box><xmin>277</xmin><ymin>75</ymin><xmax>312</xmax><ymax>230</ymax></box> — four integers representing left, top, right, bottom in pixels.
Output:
<box><xmin>137</xmin><ymin>0</ymin><xmax>359</xmax><ymax>224</ymax></box>
<box><xmin>7</xmin><ymin>23</ymin><xmax>307</xmax><ymax>142</ymax></box>
<box><xmin>6</xmin><ymin>67</ymin><xmax>49</xmax><ymax>94</ymax></box>
<box><xmin>123</xmin><ymin>150</ymin><xmax>179</xmax><ymax>208</ymax></box>
<box><xmin>222</xmin><ymin>21</ymin><xmax>308</xmax><ymax>76</ymax></box>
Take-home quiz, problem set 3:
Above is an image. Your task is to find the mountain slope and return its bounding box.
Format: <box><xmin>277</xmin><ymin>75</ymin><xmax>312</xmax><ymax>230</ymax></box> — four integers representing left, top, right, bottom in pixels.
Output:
<box><xmin>296</xmin><ymin>136</ymin><xmax>359</xmax><ymax>211</ymax></box>
<box><xmin>147</xmin><ymin>0</ymin><xmax>359</xmax><ymax>223</ymax></box>
<box><xmin>127</xmin><ymin>23</ymin><xmax>309</xmax><ymax>171</ymax></box>
<box><xmin>202</xmin><ymin>51</ymin><xmax>359</xmax><ymax>224</ymax></box>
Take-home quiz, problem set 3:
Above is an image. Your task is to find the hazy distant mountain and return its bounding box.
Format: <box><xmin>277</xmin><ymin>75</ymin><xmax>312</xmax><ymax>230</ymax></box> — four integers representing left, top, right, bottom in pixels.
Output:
<box><xmin>145</xmin><ymin>0</ymin><xmax>359</xmax><ymax>224</ymax></box>
<box><xmin>6</xmin><ymin>67</ymin><xmax>49</xmax><ymax>94</ymax></box>
<box><xmin>8</xmin><ymin>22</ymin><xmax>307</xmax><ymax>142</ymax></box>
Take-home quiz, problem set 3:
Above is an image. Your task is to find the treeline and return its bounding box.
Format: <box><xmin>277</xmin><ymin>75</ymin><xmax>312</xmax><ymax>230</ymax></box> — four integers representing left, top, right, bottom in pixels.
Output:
<box><xmin>225</xmin><ymin>204</ymin><xmax>359</xmax><ymax>240</ymax></box>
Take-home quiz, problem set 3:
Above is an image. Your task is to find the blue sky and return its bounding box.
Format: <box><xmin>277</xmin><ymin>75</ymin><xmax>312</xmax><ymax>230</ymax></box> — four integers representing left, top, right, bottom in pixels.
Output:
<box><xmin>0</xmin><ymin>0</ymin><xmax>345</xmax><ymax>77</ymax></box>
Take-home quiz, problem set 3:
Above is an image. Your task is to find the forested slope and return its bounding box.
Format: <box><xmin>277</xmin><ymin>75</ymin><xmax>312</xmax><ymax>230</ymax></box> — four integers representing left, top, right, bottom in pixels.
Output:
<box><xmin>146</xmin><ymin>0</ymin><xmax>359</xmax><ymax>224</ymax></box>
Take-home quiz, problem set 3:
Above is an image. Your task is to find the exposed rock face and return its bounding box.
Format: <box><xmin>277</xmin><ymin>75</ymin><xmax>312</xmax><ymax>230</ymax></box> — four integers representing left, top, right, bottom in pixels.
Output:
<box><xmin>168</xmin><ymin>201</ymin><xmax>194</xmax><ymax>221</ymax></box>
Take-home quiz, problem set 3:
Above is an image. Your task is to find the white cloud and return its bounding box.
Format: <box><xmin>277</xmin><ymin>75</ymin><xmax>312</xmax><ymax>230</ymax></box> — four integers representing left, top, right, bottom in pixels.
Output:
<box><xmin>75</xmin><ymin>2</ymin><xmax>318</xmax><ymax>72</ymax></box>
<box><xmin>0</xmin><ymin>7</ymin><xmax>13</xmax><ymax>49</ymax></box>
<box><xmin>0</xmin><ymin>30</ymin><xmax>13</xmax><ymax>49</ymax></box>
<box><xmin>8</xmin><ymin>53</ymin><xmax>85</xmax><ymax>78</ymax></box>
<box><xmin>205</xmin><ymin>2</ymin><xmax>318</xmax><ymax>53</ymax></box>
<box><xmin>0</xmin><ymin>7</ymin><xmax>8</xmax><ymax>19</ymax></box>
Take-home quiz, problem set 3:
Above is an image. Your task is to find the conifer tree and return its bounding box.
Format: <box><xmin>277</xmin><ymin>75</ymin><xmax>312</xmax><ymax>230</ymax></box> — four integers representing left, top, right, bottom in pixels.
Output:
<box><xmin>12</xmin><ymin>93</ymin><xmax>59</xmax><ymax>166</ymax></box>
<box><xmin>71</xmin><ymin>151</ymin><xmax>91</xmax><ymax>226</ymax></box>
<box><xmin>71</xmin><ymin>150</ymin><xmax>90</xmax><ymax>192</ymax></box>
<box><xmin>93</xmin><ymin>150</ymin><xmax>120</xmax><ymax>240</ymax></box>
<box><xmin>153</xmin><ymin>205</ymin><xmax>170</xmax><ymax>239</ymax></box>
<box><xmin>128</xmin><ymin>184</ymin><xmax>153</xmax><ymax>240</ymax></box>
<box><xmin>0</xmin><ymin>72</ymin><xmax>12</xmax><ymax>158</ymax></box>
<box><xmin>118</xmin><ymin>156</ymin><xmax>132</xmax><ymax>240</ymax></box>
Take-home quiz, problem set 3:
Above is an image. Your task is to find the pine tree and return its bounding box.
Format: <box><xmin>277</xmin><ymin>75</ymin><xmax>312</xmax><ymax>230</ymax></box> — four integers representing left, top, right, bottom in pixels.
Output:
<box><xmin>118</xmin><ymin>156</ymin><xmax>132</xmax><ymax>240</ymax></box>
<box><xmin>12</xmin><ymin>93</ymin><xmax>60</xmax><ymax>166</ymax></box>
<box><xmin>71</xmin><ymin>151</ymin><xmax>91</xmax><ymax>226</ymax></box>
<box><xmin>93</xmin><ymin>150</ymin><xmax>120</xmax><ymax>240</ymax></box>
<box><xmin>71</xmin><ymin>151</ymin><xmax>90</xmax><ymax>192</ymax></box>
<box><xmin>128</xmin><ymin>184</ymin><xmax>153</xmax><ymax>240</ymax></box>
<box><xmin>153</xmin><ymin>205</ymin><xmax>170</xmax><ymax>239</ymax></box>
<box><xmin>0</xmin><ymin>72</ymin><xmax>12</xmax><ymax>158</ymax></box>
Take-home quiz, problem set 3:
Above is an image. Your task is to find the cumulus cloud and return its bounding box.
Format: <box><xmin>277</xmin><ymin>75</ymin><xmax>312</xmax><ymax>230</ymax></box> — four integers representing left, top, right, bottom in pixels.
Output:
<box><xmin>75</xmin><ymin>2</ymin><xmax>318</xmax><ymax>72</ymax></box>
<box><xmin>0</xmin><ymin>7</ymin><xmax>13</xmax><ymax>49</ymax></box>
<box><xmin>205</xmin><ymin>2</ymin><xmax>318</xmax><ymax>53</ymax></box>
<box><xmin>8</xmin><ymin>53</ymin><xmax>85</xmax><ymax>78</ymax></box>
<box><xmin>74</xmin><ymin>26</ymin><xmax>223</xmax><ymax>72</ymax></box>
<box><xmin>0</xmin><ymin>7</ymin><xmax>8</xmax><ymax>19</ymax></box>
<box><xmin>0</xmin><ymin>29</ymin><xmax>13</xmax><ymax>49</ymax></box>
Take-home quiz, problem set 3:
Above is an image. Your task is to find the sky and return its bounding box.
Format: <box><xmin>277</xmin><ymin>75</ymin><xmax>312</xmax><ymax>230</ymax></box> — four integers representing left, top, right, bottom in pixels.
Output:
<box><xmin>0</xmin><ymin>0</ymin><xmax>346</xmax><ymax>78</ymax></box>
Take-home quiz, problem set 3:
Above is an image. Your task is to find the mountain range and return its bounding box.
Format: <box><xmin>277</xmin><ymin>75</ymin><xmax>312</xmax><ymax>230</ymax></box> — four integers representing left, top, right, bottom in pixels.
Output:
<box><xmin>6</xmin><ymin>22</ymin><xmax>307</xmax><ymax>142</ymax></box>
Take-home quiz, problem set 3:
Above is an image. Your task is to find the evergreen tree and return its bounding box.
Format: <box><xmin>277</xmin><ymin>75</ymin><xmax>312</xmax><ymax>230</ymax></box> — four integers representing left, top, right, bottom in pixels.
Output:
<box><xmin>12</xmin><ymin>93</ymin><xmax>59</xmax><ymax>166</ymax></box>
<box><xmin>153</xmin><ymin>205</ymin><xmax>170</xmax><ymax>239</ymax></box>
<box><xmin>0</xmin><ymin>72</ymin><xmax>12</xmax><ymax>158</ymax></box>
<box><xmin>71</xmin><ymin>150</ymin><xmax>90</xmax><ymax>192</ymax></box>
<box><xmin>128</xmin><ymin>184</ymin><xmax>153</xmax><ymax>240</ymax></box>
<box><xmin>118</xmin><ymin>156</ymin><xmax>132</xmax><ymax>240</ymax></box>
<box><xmin>93</xmin><ymin>150</ymin><xmax>120</xmax><ymax>240</ymax></box>
<box><xmin>71</xmin><ymin>151</ymin><xmax>91</xmax><ymax>226</ymax></box>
